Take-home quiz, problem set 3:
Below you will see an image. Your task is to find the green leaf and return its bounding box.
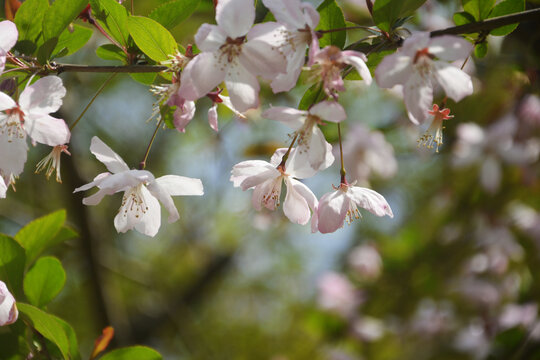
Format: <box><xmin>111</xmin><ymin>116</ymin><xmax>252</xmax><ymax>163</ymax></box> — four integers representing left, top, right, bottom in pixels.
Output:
<box><xmin>55</xmin><ymin>317</ymin><xmax>81</xmax><ymax>360</ymax></box>
<box><xmin>15</xmin><ymin>210</ymin><xmax>66</xmax><ymax>267</ymax></box>
<box><xmin>52</xmin><ymin>24</ymin><xmax>93</xmax><ymax>58</ymax></box>
<box><xmin>49</xmin><ymin>226</ymin><xmax>78</xmax><ymax>249</ymax></box>
<box><xmin>17</xmin><ymin>303</ymin><xmax>71</xmax><ymax>360</ymax></box>
<box><xmin>474</xmin><ymin>41</ymin><xmax>488</xmax><ymax>57</ymax></box>
<box><xmin>317</xmin><ymin>0</ymin><xmax>346</xmax><ymax>49</ymax></box>
<box><xmin>130</xmin><ymin>73</ymin><xmax>157</xmax><ymax>85</ymax></box>
<box><xmin>42</xmin><ymin>0</ymin><xmax>88</xmax><ymax>42</ymax></box>
<box><xmin>97</xmin><ymin>44</ymin><xmax>128</xmax><ymax>62</ymax></box>
<box><xmin>462</xmin><ymin>0</ymin><xmax>496</xmax><ymax>21</ymax></box>
<box><xmin>100</xmin><ymin>346</ymin><xmax>162</xmax><ymax>360</ymax></box>
<box><xmin>149</xmin><ymin>0</ymin><xmax>200</xmax><ymax>29</ymax></box>
<box><xmin>299</xmin><ymin>83</ymin><xmax>326</xmax><ymax>110</ymax></box>
<box><xmin>23</xmin><ymin>256</ymin><xmax>66</xmax><ymax>308</ymax></box>
<box><xmin>0</xmin><ymin>234</ymin><xmax>26</xmax><ymax>297</ymax></box>
<box><xmin>90</xmin><ymin>0</ymin><xmax>130</xmax><ymax>47</ymax></box>
<box><xmin>128</xmin><ymin>16</ymin><xmax>178</xmax><ymax>62</ymax></box>
<box><xmin>453</xmin><ymin>11</ymin><xmax>476</xmax><ymax>26</ymax></box>
<box><xmin>13</xmin><ymin>0</ymin><xmax>49</xmax><ymax>54</ymax></box>
<box><xmin>372</xmin><ymin>0</ymin><xmax>427</xmax><ymax>32</ymax></box>
<box><xmin>488</xmin><ymin>0</ymin><xmax>525</xmax><ymax>36</ymax></box>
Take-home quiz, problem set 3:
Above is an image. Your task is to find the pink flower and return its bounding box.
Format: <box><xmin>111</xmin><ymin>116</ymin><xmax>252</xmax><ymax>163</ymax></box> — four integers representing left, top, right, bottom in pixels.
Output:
<box><xmin>417</xmin><ymin>103</ymin><xmax>454</xmax><ymax>152</ymax></box>
<box><xmin>348</xmin><ymin>244</ymin><xmax>382</xmax><ymax>280</ymax></box>
<box><xmin>263</xmin><ymin>100</ymin><xmax>346</xmax><ymax>170</ymax></box>
<box><xmin>74</xmin><ymin>137</ymin><xmax>204</xmax><ymax>237</ymax></box>
<box><xmin>0</xmin><ymin>280</ymin><xmax>18</xmax><ymax>326</ymax></box>
<box><xmin>0</xmin><ymin>20</ymin><xmax>18</xmax><ymax>74</ymax></box>
<box><xmin>0</xmin><ymin>76</ymin><xmax>70</xmax><ymax>181</ymax></box>
<box><xmin>178</xmin><ymin>0</ymin><xmax>287</xmax><ymax>112</ymax></box>
<box><xmin>317</xmin><ymin>181</ymin><xmax>393</xmax><ymax>234</ymax></box>
<box><xmin>317</xmin><ymin>272</ymin><xmax>359</xmax><ymax>317</ymax></box>
<box><xmin>311</xmin><ymin>45</ymin><xmax>372</xmax><ymax>98</ymax></box>
<box><xmin>262</xmin><ymin>0</ymin><xmax>320</xmax><ymax>92</ymax></box>
<box><xmin>230</xmin><ymin>147</ymin><xmax>331</xmax><ymax>230</ymax></box>
<box><xmin>375</xmin><ymin>32</ymin><xmax>473</xmax><ymax>124</ymax></box>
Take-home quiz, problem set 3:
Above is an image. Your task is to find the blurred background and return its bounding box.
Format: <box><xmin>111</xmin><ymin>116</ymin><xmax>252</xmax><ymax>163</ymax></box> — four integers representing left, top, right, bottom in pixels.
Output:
<box><xmin>1</xmin><ymin>0</ymin><xmax>540</xmax><ymax>359</ymax></box>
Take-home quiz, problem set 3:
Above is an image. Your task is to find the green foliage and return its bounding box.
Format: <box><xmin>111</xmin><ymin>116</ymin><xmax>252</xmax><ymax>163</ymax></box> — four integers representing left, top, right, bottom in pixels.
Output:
<box><xmin>23</xmin><ymin>256</ymin><xmax>66</xmax><ymax>308</ymax></box>
<box><xmin>128</xmin><ymin>16</ymin><xmax>178</xmax><ymax>62</ymax></box>
<box><xmin>453</xmin><ymin>11</ymin><xmax>476</xmax><ymax>26</ymax></box>
<box><xmin>488</xmin><ymin>0</ymin><xmax>525</xmax><ymax>36</ymax></box>
<box><xmin>0</xmin><ymin>234</ymin><xmax>26</xmax><ymax>297</ymax></box>
<box><xmin>462</xmin><ymin>0</ymin><xmax>496</xmax><ymax>20</ymax></box>
<box><xmin>100</xmin><ymin>346</ymin><xmax>163</xmax><ymax>360</ymax></box>
<box><xmin>55</xmin><ymin>317</ymin><xmax>82</xmax><ymax>360</ymax></box>
<box><xmin>148</xmin><ymin>0</ymin><xmax>201</xmax><ymax>29</ymax></box>
<box><xmin>13</xmin><ymin>0</ymin><xmax>48</xmax><ymax>54</ymax></box>
<box><xmin>15</xmin><ymin>209</ymin><xmax>70</xmax><ymax>267</ymax></box>
<box><xmin>316</xmin><ymin>0</ymin><xmax>346</xmax><ymax>49</ymax></box>
<box><xmin>474</xmin><ymin>41</ymin><xmax>488</xmax><ymax>57</ymax></box>
<box><xmin>90</xmin><ymin>0</ymin><xmax>130</xmax><ymax>47</ymax></box>
<box><xmin>53</xmin><ymin>25</ymin><xmax>93</xmax><ymax>58</ymax></box>
<box><xmin>97</xmin><ymin>44</ymin><xmax>129</xmax><ymax>62</ymax></box>
<box><xmin>17</xmin><ymin>303</ymin><xmax>73</xmax><ymax>360</ymax></box>
<box><xmin>299</xmin><ymin>83</ymin><xmax>325</xmax><ymax>111</ymax></box>
<box><xmin>372</xmin><ymin>0</ymin><xmax>427</xmax><ymax>32</ymax></box>
<box><xmin>130</xmin><ymin>72</ymin><xmax>158</xmax><ymax>85</ymax></box>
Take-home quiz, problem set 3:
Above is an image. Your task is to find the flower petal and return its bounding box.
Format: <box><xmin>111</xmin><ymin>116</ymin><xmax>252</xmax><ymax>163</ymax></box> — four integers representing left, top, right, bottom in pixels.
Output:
<box><xmin>428</xmin><ymin>35</ymin><xmax>473</xmax><ymax>61</ymax></box>
<box><xmin>348</xmin><ymin>187</ymin><xmax>393</xmax><ymax>218</ymax></box>
<box><xmin>179</xmin><ymin>52</ymin><xmax>226</xmax><ymax>101</ymax></box>
<box><xmin>289</xmin><ymin>178</ymin><xmax>319</xmax><ymax>232</ymax></box>
<box><xmin>403</xmin><ymin>72</ymin><xmax>433</xmax><ymax>125</ymax></box>
<box><xmin>342</xmin><ymin>51</ymin><xmax>372</xmax><ymax>85</ymax></box>
<box><xmin>262</xmin><ymin>106</ymin><xmax>307</xmax><ymax>129</ymax></box>
<box><xmin>375</xmin><ymin>54</ymin><xmax>412</xmax><ymax>88</ymax></box>
<box><xmin>195</xmin><ymin>23</ymin><xmax>227</xmax><ymax>52</ymax></box>
<box><xmin>224</xmin><ymin>64</ymin><xmax>260</xmax><ymax>112</ymax></box>
<box><xmin>208</xmin><ymin>104</ymin><xmax>219</xmax><ymax>131</ymax></box>
<box><xmin>433</xmin><ymin>61</ymin><xmax>473</xmax><ymax>102</ymax></box>
<box><xmin>216</xmin><ymin>0</ymin><xmax>254</xmax><ymax>38</ymax></box>
<box><xmin>0</xmin><ymin>21</ymin><xmax>18</xmax><ymax>52</ymax></box>
<box><xmin>0</xmin><ymin>280</ymin><xmax>18</xmax><ymax>326</ymax></box>
<box><xmin>283</xmin><ymin>177</ymin><xmax>310</xmax><ymax>225</ymax></box>
<box><xmin>240</xmin><ymin>168</ymin><xmax>280</xmax><ymax>191</ymax></box>
<box><xmin>89</xmin><ymin>136</ymin><xmax>130</xmax><ymax>174</ymax></box>
<box><xmin>73</xmin><ymin>172</ymin><xmax>111</xmax><ymax>193</ymax></box>
<box><xmin>0</xmin><ymin>176</ymin><xmax>7</xmax><ymax>199</ymax></box>
<box><xmin>231</xmin><ymin>160</ymin><xmax>275</xmax><ymax>186</ymax></box>
<box><xmin>301</xmin><ymin>3</ymin><xmax>320</xmax><ymax>29</ymax></box>
<box><xmin>401</xmin><ymin>32</ymin><xmax>430</xmax><ymax>57</ymax></box>
<box><xmin>154</xmin><ymin>175</ymin><xmax>204</xmax><ymax>196</ymax></box>
<box><xmin>310</xmin><ymin>100</ymin><xmax>347</xmax><ymax>122</ymax></box>
<box><xmin>242</xmin><ymin>22</ymin><xmax>288</xmax><ymax>79</ymax></box>
<box><xmin>172</xmin><ymin>100</ymin><xmax>196</xmax><ymax>133</ymax></box>
<box><xmin>24</xmin><ymin>114</ymin><xmax>70</xmax><ymax>146</ymax></box>
<box><xmin>19</xmin><ymin>76</ymin><xmax>66</xmax><ymax>115</ymax></box>
<box><xmin>147</xmin><ymin>181</ymin><xmax>180</xmax><ymax>223</ymax></box>
<box><xmin>0</xmin><ymin>92</ymin><xmax>16</xmax><ymax>111</ymax></box>
<box><xmin>271</xmin><ymin>46</ymin><xmax>306</xmax><ymax>93</ymax></box>
<box><xmin>0</xmin><ymin>131</ymin><xmax>28</xmax><ymax>177</ymax></box>
<box><xmin>317</xmin><ymin>190</ymin><xmax>349</xmax><ymax>234</ymax></box>
<box><xmin>113</xmin><ymin>185</ymin><xmax>161</xmax><ymax>237</ymax></box>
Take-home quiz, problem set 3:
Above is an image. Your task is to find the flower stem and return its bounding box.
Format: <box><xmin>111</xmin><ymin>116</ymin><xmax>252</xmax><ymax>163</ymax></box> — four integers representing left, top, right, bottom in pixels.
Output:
<box><xmin>140</xmin><ymin>118</ymin><xmax>164</xmax><ymax>170</ymax></box>
<box><xmin>338</xmin><ymin>123</ymin><xmax>347</xmax><ymax>184</ymax></box>
<box><xmin>279</xmin><ymin>133</ymin><xmax>299</xmax><ymax>169</ymax></box>
<box><xmin>317</xmin><ymin>26</ymin><xmax>382</xmax><ymax>34</ymax></box>
<box><xmin>69</xmin><ymin>73</ymin><xmax>117</xmax><ymax>131</ymax></box>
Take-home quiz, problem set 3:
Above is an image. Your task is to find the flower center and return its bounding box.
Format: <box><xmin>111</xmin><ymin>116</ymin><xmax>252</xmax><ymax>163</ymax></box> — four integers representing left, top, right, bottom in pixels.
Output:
<box><xmin>1</xmin><ymin>106</ymin><xmax>25</xmax><ymax>142</ymax></box>
<box><xmin>219</xmin><ymin>36</ymin><xmax>245</xmax><ymax>63</ymax></box>
<box><xmin>120</xmin><ymin>184</ymin><xmax>149</xmax><ymax>219</ymax></box>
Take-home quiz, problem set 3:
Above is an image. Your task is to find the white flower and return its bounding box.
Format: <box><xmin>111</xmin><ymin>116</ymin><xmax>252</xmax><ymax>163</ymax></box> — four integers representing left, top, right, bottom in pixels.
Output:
<box><xmin>0</xmin><ymin>280</ymin><xmax>18</xmax><ymax>326</ymax></box>
<box><xmin>375</xmin><ymin>32</ymin><xmax>473</xmax><ymax>124</ymax></box>
<box><xmin>206</xmin><ymin>92</ymin><xmax>246</xmax><ymax>132</ymax></box>
<box><xmin>417</xmin><ymin>103</ymin><xmax>454</xmax><ymax>152</ymax></box>
<box><xmin>263</xmin><ymin>100</ymin><xmax>346</xmax><ymax>170</ymax></box>
<box><xmin>35</xmin><ymin>145</ymin><xmax>71</xmax><ymax>183</ymax></box>
<box><xmin>317</xmin><ymin>181</ymin><xmax>393</xmax><ymax>234</ymax></box>
<box><xmin>74</xmin><ymin>137</ymin><xmax>204</xmax><ymax>237</ymax></box>
<box><xmin>0</xmin><ymin>176</ymin><xmax>6</xmax><ymax>199</ymax></box>
<box><xmin>178</xmin><ymin>0</ymin><xmax>287</xmax><ymax>112</ymax></box>
<box><xmin>0</xmin><ymin>20</ymin><xmax>18</xmax><ymax>74</ymax></box>
<box><xmin>230</xmin><ymin>147</ymin><xmax>331</xmax><ymax>230</ymax></box>
<box><xmin>0</xmin><ymin>76</ymin><xmax>70</xmax><ymax>180</ymax></box>
<box><xmin>262</xmin><ymin>0</ymin><xmax>320</xmax><ymax>92</ymax></box>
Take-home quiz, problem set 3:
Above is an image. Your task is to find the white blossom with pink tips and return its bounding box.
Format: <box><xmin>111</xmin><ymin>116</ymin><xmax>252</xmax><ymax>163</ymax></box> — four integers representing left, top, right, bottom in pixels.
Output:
<box><xmin>0</xmin><ymin>76</ymin><xmax>70</xmax><ymax>185</ymax></box>
<box><xmin>0</xmin><ymin>280</ymin><xmax>18</xmax><ymax>326</ymax></box>
<box><xmin>178</xmin><ymin>0</ymin><xmax>287</xmax><ymax>112</ymax></box>
<box><xmin>230</xmin><ymin>147</ymin><xmax>333</xmax><ymax>231</ymax></box>
<box><xmin>263</xmin><ymin>100</ymin><xmax>346</xmax><ymax>170</ymax></box>
<box><xmin>0</xmin><ymin>20</ymin><xmax>18</xmax><ymax>74</ymax></box>
<box><xmin>311</xmin><ymin>45</ymin><xmax>372</xmax><ymax>98</ymax></box>
<box><xmin>74</xmin><ymin>137</ymin><xmax>204</xmax><ymax>237</ymax></box>
<box><xmin>317</xmin><ymin>180</ymin><xmax>393</xmax><ymax>234</ymax></box>
<box><xmin>375</xmin><ymin>32</ymin><xmax>473</xmax><ymax>124</ymax></box>
<box><xmin>262</xmin><ymin>0</ymin><xmax>320</xmax><ymax>93</ymax></box>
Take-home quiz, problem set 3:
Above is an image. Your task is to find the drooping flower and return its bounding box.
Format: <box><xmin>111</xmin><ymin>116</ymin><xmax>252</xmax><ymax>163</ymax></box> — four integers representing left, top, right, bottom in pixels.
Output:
<box><xmin>261</xmin><ymin>0</ymin><xmax>320</xmax><ymax>92</ymax></box>
<box><xmin>317</xmin><ymin>180</ymin><xmax>393</xmax><ymax>234</ymax></box>
<box><xmin>311</xmin><ymin>45</ymin><xmax>372</xmax><ymax>98</ymax></box>
<box><xmin>35</xmin><ymin>144</ymin><xmax>71</xmax><ymax>183</ymax></box>
<box><xmin>74</xmin><ymin>137</ymin><xmax>204</xmax><ymax>237</ymax></box>
<box><xmin>0</xmin><ymin>280</ymin><xmax>18</xmax><ymax>326</ymax></box>
<box><xmin>230</xmin><ymin>147</ymin><xmax>332</xmax><ymax>230</ymax></box>
<box><xmin>0</xmin><ymin>20</ymin><xmax>18</xmax><ymax>74</ymax></box>
<box><xmin>0</xmin><ymin>76</ymin><xmax>70</xmax><ymax>181</ymax></box>
<box><xmin>375</xmin><ymin>32</ymin><xmax>473</xmax><ymax>124</ymax></box>
<box><xmin>178</xmin><ymin>0</ymin><xmax>288</xmax><ymax>112</ymax></box>
<box><xmin>262</xmin><ymin>100</ymin><xmax>346</xmax><ymax>169</ymax></box>
<box><xmin>417</xmin><ymin>103</ymin><xmax>454</xmax><ymax>152</ymax></box>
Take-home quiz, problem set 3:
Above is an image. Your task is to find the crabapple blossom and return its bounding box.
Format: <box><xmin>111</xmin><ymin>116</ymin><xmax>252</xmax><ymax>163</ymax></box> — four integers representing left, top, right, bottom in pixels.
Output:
<box><xmin>230</xmin><ymin>147</ymin><xmax>332</xmax><ymax>230</ymax></box>
<box><xmin>375</xmin><ymin>32</ymin><xmax>473</xmax><ymax>124</ymax></box>
<box><xmin>499</xmin><ymin>303</ymin><xmax>538</xmax><ymax>330</ymax></box>
<box><xmin>0</xmin><ymin>21</ymin><xmax>18</xmax><ymax>74</ymax></box>
<box><xmin>261</xmin><ymin>0</ymin><xmax>320</xmax><ymax>92</ymax></box>
<box><xmin>262</xmin><ymin>100</ymin><xmax>346</xmax><ymax>170</ymax></box>
<box><xmin>317</xmin><ymin>272</ymin><xmax>359</xmax><ymax>318</ymax></box>
<box><xmin>311</xmin><ymin>45</ymin><xmax>372</xmax><ymax>98</ymax></box>
<box><xmin>317</xmin><ymin>181</ymin><xmax>393</xmax><ymax>234</ymax></box>
<box><xmin>348</xmin><ymin>244</ymin><xmax>382</xmax><ymax>280</ymax></box>
<box><xmin>0</xmin><ymin>281</ymin><xmax>18</xmax><ymax>326</ymax></box>
<box><xmin>0</xmin><ymin>76</ymin><xmax>70</xmax><ymax>183</ymax></box>
<box><xmin>417</xmin><ymin>103</ymin><xmax>454</xmax><ymax>152</ymax></box>
<box><xmin>178</xmin><ymin>0</ymin><xmax>287</xmax><ymax>112</ymax></box>
<box><xmin>35</xmin><ymin>145</ymin><xmax>71</xmax><ymax>183</ymax></box>
<box><xmin>74</xmin><ymin>137</ymin><xmax>204</xmax><ymax>237</ymax></box>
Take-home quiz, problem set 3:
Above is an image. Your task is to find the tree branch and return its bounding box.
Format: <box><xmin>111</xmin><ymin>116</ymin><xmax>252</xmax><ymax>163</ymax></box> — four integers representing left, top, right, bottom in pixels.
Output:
<box><xmin>27</xmin><ymin>64</ymin><xmax>169</xmax><ymax>75</ymax></box>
